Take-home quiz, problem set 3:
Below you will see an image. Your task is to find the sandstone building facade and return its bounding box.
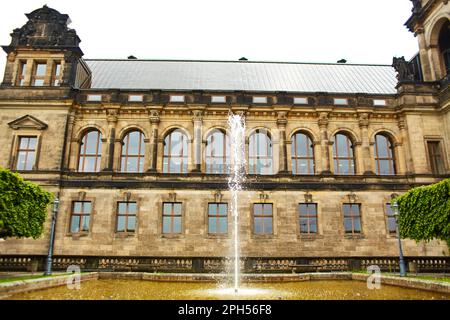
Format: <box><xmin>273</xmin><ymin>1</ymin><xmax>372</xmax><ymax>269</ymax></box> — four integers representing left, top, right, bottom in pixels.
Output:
<box><xmin>0</xmin><ymin>1</ymin><xmax>449</xmax><ymax>271</ymax></box>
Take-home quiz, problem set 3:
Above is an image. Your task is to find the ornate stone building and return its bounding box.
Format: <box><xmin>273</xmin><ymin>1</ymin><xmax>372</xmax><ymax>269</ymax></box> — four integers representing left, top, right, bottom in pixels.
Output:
<box><xmin>0</xmin><ymin>2</ymin><xmax>449</xmax><ymax>271</ymax></box>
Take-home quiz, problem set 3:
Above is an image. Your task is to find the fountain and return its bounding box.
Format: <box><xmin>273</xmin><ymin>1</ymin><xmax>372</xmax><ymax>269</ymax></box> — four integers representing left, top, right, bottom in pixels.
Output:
<box><xmin>227</xmin><ymin>112</ymin><xmax>246</xmax><ymax>294</ymax></box>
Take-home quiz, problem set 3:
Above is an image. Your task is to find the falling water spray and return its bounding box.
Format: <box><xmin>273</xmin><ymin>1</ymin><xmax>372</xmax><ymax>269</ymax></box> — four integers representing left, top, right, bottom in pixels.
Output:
<box><xmin>227</xmin><ymin>112</ymin><xmax>246</xmax><ymax>294</ymax></box>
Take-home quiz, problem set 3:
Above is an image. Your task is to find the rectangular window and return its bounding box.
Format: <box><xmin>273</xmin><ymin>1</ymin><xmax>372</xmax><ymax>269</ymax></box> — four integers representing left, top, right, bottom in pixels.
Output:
<box><xmin>208</xmin><ymin>203</ymin><xmax>228</xmax><ymax>234</ymax></box>
<box><xmin>51</xmin><ymin>62</ymin><xmax>62</xmax><ymax>86</ymax></box>
<box><xmin>70</xmin><ymin>201</ymin><xmax>91</xmax><ymax>233</ymax></box>
<box><xmin>17</xmin><ymin>61</ymin><xmax>27</xmax><ymax>86</ymax></box>
<box><xmin>299</xmin><ymin>203</ymin><xmax>318</xmax><ymax>234</ymax></box>
<box><xmin>334</xmin><ymin>98</ymin><xmax>348</xmax><ymax>105</ymax></box>
<box><xmin>373</xmin><ymin>99</ymin><xmax>386</xmax><ymax>106</ymax></box>
<box><xmin>170</xmin><ymin>95</ymin><xmax>185</xmax><ymax>103</ymax></box>
<box><xmin>343</xmin><ymin>203</ymin><xmax>362</xmax><ymax>234</ymax></box>
<box><xmin>162</xmin><ymin>202</ymin><xmax>182</xmax><ymax>234</ymax></box>
<box><xmin>87</xmin><ymin>94</ymin><xmax>102</xmax><ymax>102</ymax></box>
<box><xmin>385</xmin><ymin>203</ymin><xmax>397</xmax><ymax>235</ymax></box>
<box><xmin>116</xmin><ymin>202</ymin><xmax>137</xmax><ymax>232</ymax></box>
<box><xmin>427</xmin><ymin>141</ymin><xmax>445</xmax><ymax>174</ymax></box>
<box><xmin>32</xmin><ymin>63</ymin><xmax>47</xmax><ymax>86</ymax></box>
<box><xmin>294</xmin><ymin>97</ymin><xmax>308</xmax><ymax>105</ymax></box>
<box><xmin>211</xmin><ymin>95</ymin><xmax>226</xmax><ymax>103</ymax></box>
<box><xmin>16</xmin><ymin>136</ymin><xmax>37</xmax><ymax>171</ymax></box>
<box><xmin>253</xmin><ymin>203</ymin><xmax>273</xmax><ymax>235</ymax></box>
<box><xmin>253</xmin><ymin>96</ymin><xmax>268</xmax><ymax>104</ymax></box>
<box><xmin>128</xmin><ymin>94</ymin><xmax>143</xmax><ymax>102</ymax></box>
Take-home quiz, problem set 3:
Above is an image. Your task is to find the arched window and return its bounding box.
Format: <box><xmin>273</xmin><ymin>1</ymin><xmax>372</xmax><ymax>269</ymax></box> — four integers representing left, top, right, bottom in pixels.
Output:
<box><xmin>333</xmin><ymin>133</ymin><xmax>355</xmax><ymax>175</ymax></box>
<box><xmin>291</xmin><ymin>132</ymin><xmax>314</xmax><ymax>175</ymax></box>
<box><xmin>205</xmin><ymin>129</ymin><xmax>230</xmax><ymax>174</ymax></box>
<box><xmin>78</xmin><ymin>130</ymin><xmax>102</xmax><ymax>172</ymax></box>
<box><xmin>163</xmin><ymin>129</ymin><xmax>188</xmax><ymax>174</ymax></box>
<box><xmin>374</xmin><ymin>134</ymin><xmax>396</xmax><ymax>175</ymax></box>
<box><xmin>121</xmin><ymin>131</ymin><xmax>145</xmax><ymax>173</ymax></box>
<box><xmin>249</xmin><ymin>129</ymin><xmax>273</xmax><ymax>175</ymax></box>
<box><xmin>438</xmin><ymin>20</ymin><xmax>450</xmax><ymax>75</ymax></box>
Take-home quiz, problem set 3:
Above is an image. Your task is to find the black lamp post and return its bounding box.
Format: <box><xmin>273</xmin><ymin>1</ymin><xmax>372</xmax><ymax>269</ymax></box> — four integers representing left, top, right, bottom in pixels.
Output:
<box><xmin>44</xmin><ymin>195</ymin><xmax>59</xmax><ymax>276</ymax></box>
<box><xmin>392</xmin><ymin>201</ymin><xmax>407</xmax><ymax>277</ymax></box>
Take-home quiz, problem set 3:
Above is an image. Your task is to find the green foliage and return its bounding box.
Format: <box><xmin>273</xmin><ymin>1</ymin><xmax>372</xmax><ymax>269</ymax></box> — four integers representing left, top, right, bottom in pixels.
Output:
<box><xmin>0</xmin><ymin>168</ymin><xmax>53</xmax><ymax>239</ymax></box>
<box><xmin>394</xmin><ymin>178</ymin><xmax>450</xmax><ymax>247</ymax></box>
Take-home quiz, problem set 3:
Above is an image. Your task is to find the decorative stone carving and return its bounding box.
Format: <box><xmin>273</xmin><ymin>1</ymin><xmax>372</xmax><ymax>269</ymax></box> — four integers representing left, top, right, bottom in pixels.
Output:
<box><xmin>78</xmin><ymin>191</ymin><xmax>86</xmax><ymax>201</ymax></box>
<box><xmin>168</xmin><ymin>193</ymin><xmax>177</xmax><ymax>203</ymax></box>
<box><xmin>192</xmin><ymin>110</ymin><xmax>204</xmax><ymax>122</ymax></box>
<box><xmin>106</xmin><ymin>109</ymin><xmax>118</xmax><ymax>123</ymax></box>
<box><xmin>392</xmin><ymin>56</ymin><xmax>415</xmax><ymax>82</ymax></box>
<box><xmin>318</xmin><ymin>112</ymin><xmax>329</xmax><ymax>128</ymax></box>
<box><xmin>149</xmin><ymin>110</ymin><xmax>160</xmax><ymax>124</ymax></box>
<box><xmin>347</xmin><ymin>192</ymin><xmax>358</xmax><ymax>203</ymax></box>
<box><xmin>8</xmin><ymin>115</ymin><xmax>48</xmax><ymax>130</ymax></box>
<box><xmin>304</xmin><ymin>192</ymin><xmax>313</xmax><ymax>203</ymax></box>
<box><xmin>358</xmin><ymin>113</ymin><xmax>370</xmax><ymax>128</ymax></box>
<box><xmin>124</xmin><ymin>192</ymin><xmax>131</xmax><ymax>202</ymax></box>
<box><xmin>4</xmin><ymin>5</ymin><xmax>81</xmax><ymax>50</ymax></box>
<box><xmin>214</xmin><ymin>191</ymin><xmax>223</xmax><ymax>203</ymax></box>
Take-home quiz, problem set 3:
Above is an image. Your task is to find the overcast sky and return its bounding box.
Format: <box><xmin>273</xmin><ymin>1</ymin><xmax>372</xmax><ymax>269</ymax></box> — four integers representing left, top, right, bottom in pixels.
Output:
<box><xmin>0</xmin><ymin>0</ymin><xmax>418</xmax><ymax>74</ymax></box>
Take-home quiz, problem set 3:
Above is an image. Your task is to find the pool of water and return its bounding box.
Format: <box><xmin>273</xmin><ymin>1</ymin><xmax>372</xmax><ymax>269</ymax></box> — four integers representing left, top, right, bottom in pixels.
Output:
<box><xmin>6</xmin><ymin>280</ymin><xmax>450</xmax><ymax>300</ymax></box>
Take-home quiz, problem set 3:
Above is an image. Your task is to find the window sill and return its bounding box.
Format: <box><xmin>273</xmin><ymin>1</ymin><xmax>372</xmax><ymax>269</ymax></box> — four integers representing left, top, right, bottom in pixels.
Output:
<box><xmin>344</xmin><ymin>234</ymin><xmax>365</xmax><ymax>240</ymax></box>
<box><xmin>67</xmin><ymin>232</ymin><xmax>89</xmax><ymax>239</ymax></box>
<box><xmin>206</xmin><ymin>234</ymin><xmax>229</xmax><ymax>239</ymax></box>
<box><xmin>251</xmin><ymin>234</ymin><xmax>275</xmax><ymax>239</ymax></box>
<box><xmin>299</xmin><ymin>234</ymin><xmax>323</xmax><ymax>241</ymax></box>
<box><xmin>114</xmin><ymin>232</ymin><xmax>136</xmax><ymax>239</ymax></box>
<box><xmin>161</xmin><ymin>234</ymin><xmax>184</xmax><ymax>239</ymax></box>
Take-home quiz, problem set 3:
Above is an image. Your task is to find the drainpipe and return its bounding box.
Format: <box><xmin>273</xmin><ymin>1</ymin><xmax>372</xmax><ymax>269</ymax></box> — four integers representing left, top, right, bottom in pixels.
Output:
<box><xmin>44</xmin><ymin>194</ymin><xmax>60</xmax><ymax>276</ymax></box>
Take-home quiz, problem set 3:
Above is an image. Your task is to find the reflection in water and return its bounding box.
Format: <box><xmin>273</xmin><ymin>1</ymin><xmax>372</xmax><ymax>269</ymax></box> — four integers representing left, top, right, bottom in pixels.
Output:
<box><xmin>6</xmin><ymin>280</ymin><xmax>450</xmax><ymax>300</ymax></box>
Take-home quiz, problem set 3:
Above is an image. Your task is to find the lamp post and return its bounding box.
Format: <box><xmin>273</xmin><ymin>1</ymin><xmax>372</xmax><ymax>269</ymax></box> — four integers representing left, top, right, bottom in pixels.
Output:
<box><xmin>392</xmin><ymin>201</ymin><xmax>407</xmax><ymax>277</ymax></box>
<box><xmin>44</xmin><ymin>195</ymin><xmax>59</xmax><ymax>276</ymax></box>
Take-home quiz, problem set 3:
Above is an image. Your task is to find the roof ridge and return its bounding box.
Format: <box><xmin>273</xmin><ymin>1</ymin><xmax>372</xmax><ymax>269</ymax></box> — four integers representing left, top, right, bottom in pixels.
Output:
<box><xmin>84</xmin><ymin>58</ymin><xmax>392</xmax><ymax>67</ymax></box>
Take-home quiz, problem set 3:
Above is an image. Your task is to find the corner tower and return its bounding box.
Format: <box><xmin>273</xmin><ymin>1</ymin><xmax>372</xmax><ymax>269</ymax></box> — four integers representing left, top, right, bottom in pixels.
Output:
<box><xmin>1</xmin><ymin>5</ymin><xmax>91</xmax><ymax>88</ymax></box>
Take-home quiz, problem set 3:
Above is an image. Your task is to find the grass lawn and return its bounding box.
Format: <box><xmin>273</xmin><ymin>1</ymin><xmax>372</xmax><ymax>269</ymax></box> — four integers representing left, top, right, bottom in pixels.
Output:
<box><xmin>0</xmin><ymin>273</ymin><xmax>74</xmax><ymax>284</ymax></box>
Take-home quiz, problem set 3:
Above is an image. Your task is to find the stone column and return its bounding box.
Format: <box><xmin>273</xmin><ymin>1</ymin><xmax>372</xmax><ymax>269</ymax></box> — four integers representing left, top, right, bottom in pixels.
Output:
<box><xmin>277</xmin><ymin>112</ymin><xmax>289</xmax><ymax>174</ymax></box>
<box><xmin>62</xmin><ymin>111</ymin><xmax>76</xmax><ymax>171</ymax></box>
<box><xmin>318</xmin><ymin>112</ymin><xmax>331</xmax><ymax>174</ymax></box>
<box><xmin>191</xmin><ymin>110</ymin><xmax>203</xmax><ymax>172</ymax></box>
<box><xmin>1</xmin><ymin>52</ymin><xmax>16</xmax><ymax>86</ymax></box>
<box><xmin>398</xmin><ymin>116</ymin><xmax>414</xmax><ymax>175</ymax></box>
<box><xmin>359</xmin><ymin>113</ymin><xmax>374</xmax><ymax>175</ymax></box>
<box><xmin>148</xmin><ymin>110</ymin><xmax>160</xmax><ymax>172</ymax></box>
<box><xmin>102</xmin><ymin>109</ymin><xmax>118</xmax><ymax>172</ymax></box>
<box><xmin>416</xmin><ymin>29</ymin><xmax>433</xmax><ymax>82</ymax></box>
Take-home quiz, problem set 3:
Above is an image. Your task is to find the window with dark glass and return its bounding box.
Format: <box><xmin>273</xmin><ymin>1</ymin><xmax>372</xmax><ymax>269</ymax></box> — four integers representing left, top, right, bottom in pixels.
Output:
<box><xmin>291</xmin><ymin>132</ymin><xmax>315</xmax><ymax>175</ymax></box>
<box><xmin>16</xmin><ymin>61</ymin><xmax>27</xmax><ymax>86</ymax></box>
<box><xmin>249</xmin><ymin>130</ymin><xmax>273</xmax><ymax>175</ymax></box>
<box><xmin>32</xmin><ymin>63</ymin><xmax>46</xmax><ymax>86</ymax></box>
<box><xmin>16</xmin><ymin>136</ymin><xmax>37</xmax><ymax>171</ymax></box>
<box><xmin>51</xmin><ymin>62</ymin><xmax>61</xmax><ymax>86</ymax></box>
<box><xmin>333</xmin><ymin>133</ymin><xmax>355</xmax><ymax>175</ymax></box>
<box><xmin>208</xmin><ymin>203</ymin><xmax>228</xmax><ymax>234</ymax></box>
<box><xmin>427</xmin><ymin>141</ymin><xmax>445</xmax><ymax>174</ymax></box>
<box><xmin>374</xmin><ymin>134</ymin><xmax>396</xmax><ymax>175</ymax></box>
<box><xmin>385</xmin><ymin>203</ymin><xmax>397</xmax><ymax>235</ymax></box>
<box><xmin>253</xmin><ymin>203</ymin><xmax>273</xmax><ymax>234</ymax></box>
<box><xmin>162</xmin><ymin>202</ymin><xmax>182</xmax><ymax>234</ymax></box>
<box><xmin>70</xmin><ymin>201</ymin><xmax>91</xmax><ymax>233</ymax></box>
<box><xmin>116</xmin><ymin>202</ymin><xmax>137</xmax><ymax>232</ymax></box>
<box><xmin>163</xmin><ymin>129</ymin><xmax>188</xmax><ymax>174</ymax></box>
<box><xmin>343</xmin><ymin>203</ymin><xmax>362</xmax><ymax>234</ymax></box>
<box><xmin>299</xmin><ymin>203</ymin><xmax>318</xmax><ymax>234</ymax></box>
<box><xmin>206</xmin><ymin>130</ymin><xmax>230</xmax><ymax>174</ymax></box>
<box><xmin>78</xmin><ymin>131</ymin><xmax>102</xmax><ymax>172</ymax></box>
<box><xmin>121</xmin><ymin>131</ymin><xmax>145</xmax><ymax>173</ymax></box>
<box><xmin>438</xmin><ymin>20</ymin><xmax>450</xmax><ymax>75</ymax></box>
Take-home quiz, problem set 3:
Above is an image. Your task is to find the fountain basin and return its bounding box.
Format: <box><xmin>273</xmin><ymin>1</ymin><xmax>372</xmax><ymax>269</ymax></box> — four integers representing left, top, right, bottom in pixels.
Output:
<box><xmin>1</xmin><ymin>272</ymin><xmax>449</xmax><ymax>300</ymax></box>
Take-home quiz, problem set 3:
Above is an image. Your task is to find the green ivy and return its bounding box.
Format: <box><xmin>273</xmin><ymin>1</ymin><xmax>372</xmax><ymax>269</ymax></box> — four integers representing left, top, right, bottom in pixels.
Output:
<box><xmin>0</xmin><ymin>168</ymin><xmax>53</xmax><ymax>239</ymax></box>
<box><xmin>393</xmin><ymin>178</ymin><xmax>450</xmax><ymax>247</ymax></box>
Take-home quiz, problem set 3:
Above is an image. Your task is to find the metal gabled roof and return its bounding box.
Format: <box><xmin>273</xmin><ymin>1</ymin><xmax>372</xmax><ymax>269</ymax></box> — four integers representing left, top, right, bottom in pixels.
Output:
<box><xmin>84</xmin><ymin>59</ymin><xmax>398</xmax><ymax>95</ymax></box>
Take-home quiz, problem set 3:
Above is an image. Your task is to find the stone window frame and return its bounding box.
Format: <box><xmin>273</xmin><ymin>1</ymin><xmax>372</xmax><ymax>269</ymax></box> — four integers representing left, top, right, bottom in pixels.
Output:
<box><xmin>50</xmin><ymin>60</ymin><xmax>62</xmax><ymax>86</ymax></box>
<box><xmin>204</xmin><ymin>128</ymin><xmax>230</xmax><ymax>175</ymax></box>
<box><xmin>290</xmin><ymin>131</ymin><xmax>315</xmax><ymax>175</ymax></box>
<box><xmin>119</xmin><ymin>130</ymin><xmax>146</xmax><ymax>173</ymax></box>
<box><xmin>297</xmin><ymin>203</ymin><xmax>319</xmax><ymax>235</ymax></box>
<box><xmin>65</xmin><ymin>192</ymin><xmax>97</xmax><ymax>239</ymax></box>
<box><xmin>206</xmin><ymin>202</ymin><xmax>229</xmax><ymax>238</ymax></box>
<box><xmin>340</xmin><ymin>200</ymin><xmax>365</xmax><ymax>239</ymax></box>
<box><xmin>162</xmin><ymin>128</ymin><xmax>189</xmax><ymax>174</ymax></box>
<box><xmin>332</xmin><ymin>132</ymin><xmax>357</xmax><ymax>175</ymax></box>
<box><xmin>248</xmin><ymin>128</ymin><xmax>274</xmax><ymax>175</ymax></box>
<box><xmin>9</xmin><ymin>131</ymin><xmax>44</xmax><ymax>172</ymax></box>
<box><xmin>424</xmin><ymin>136</ymin><xmax>447</xmax><ymax>175</ymax></box>
<box><xmin>15</xmin><ymin>60</ymin><xmax>28</xmax><ymax>86</ymax></box>
<box><xmin>112</xmin><ymin>192</ymin><xmax>142</xmax><ymax>239</ymax></box>
<box><xmin>157</xmin><ymin>194</ymin><xmax>186</xmax><ymax>239</ymax></box>
<box><xmin>373</xmin><ymin>133</ymin><xmax>397</xmax><ymax>176</ymax></box>
<box><xmin>77</xmin><ymin>129</ymin><xmax>103</xmax><ymax>173</ymax></box>
<box><xmin>250</xmin><ymin>201</ymin><xmax>277</xmax><ymax>239</ymax></box>
<box><xmin>383</xmin><ymin>200</ymin><xmax>398</xmax><ymax>238</ymax></box>
<box><xmin>30</xmin><ymin>60</ymin><xmax>47</xmax><ymax>87</ymax></box>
